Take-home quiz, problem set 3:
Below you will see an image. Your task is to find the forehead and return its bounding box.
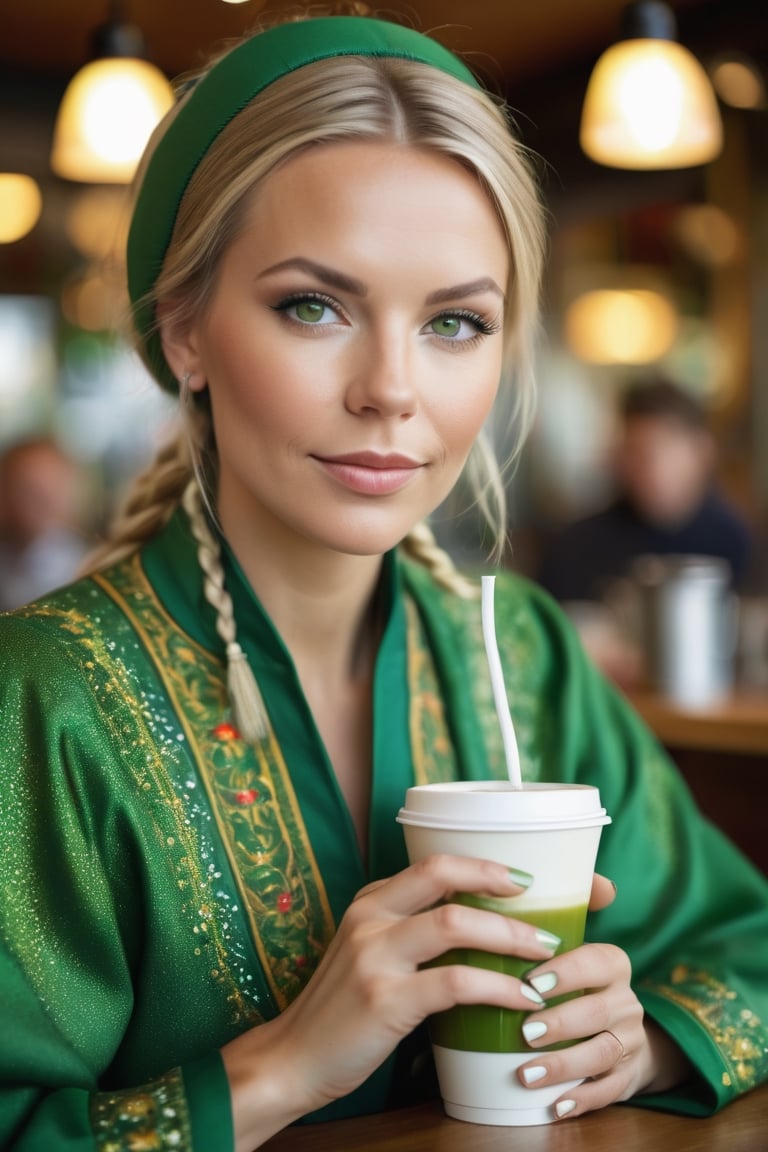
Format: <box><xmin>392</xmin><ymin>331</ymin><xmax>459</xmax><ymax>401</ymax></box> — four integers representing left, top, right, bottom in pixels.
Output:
<box><xmin>236</xmin><ymin>140</ymin><xmax>508</xmax><ymax>278</ymax></box>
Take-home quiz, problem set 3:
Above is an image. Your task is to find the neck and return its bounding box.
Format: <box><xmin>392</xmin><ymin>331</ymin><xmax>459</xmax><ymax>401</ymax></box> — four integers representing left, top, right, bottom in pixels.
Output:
<box><xmin>220</xmin><ymin>503</ymin><xmax>386</xmax><ymax>685</ymax></box>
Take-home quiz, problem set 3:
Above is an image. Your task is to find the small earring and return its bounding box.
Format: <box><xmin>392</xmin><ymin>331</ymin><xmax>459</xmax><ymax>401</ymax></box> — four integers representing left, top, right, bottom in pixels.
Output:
<box><xmin>180</xmin><ymin>371</ymin><xmax>192</xmax><ymax>391</ymax></box>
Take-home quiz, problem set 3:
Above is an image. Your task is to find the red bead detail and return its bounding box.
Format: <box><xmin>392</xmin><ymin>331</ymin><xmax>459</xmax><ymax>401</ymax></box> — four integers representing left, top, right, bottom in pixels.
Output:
<box><xmin>277</xmin><ymin>891</ymin><xmax>293</xmax><ymax>913</ymax></box>
<box><xmin>235</xmin><ymin>788</ymin><xmax>258</xmax><ymax>806</ymax></box>
<box><xmin>213</xmin><ymin>722</ymin><xmax>240</xmax><ymax>741</ymax></box>
<box><xmin>295</xmin><ymin>954</ymin><xmax>307</xmax><ymax>969</ymax></box>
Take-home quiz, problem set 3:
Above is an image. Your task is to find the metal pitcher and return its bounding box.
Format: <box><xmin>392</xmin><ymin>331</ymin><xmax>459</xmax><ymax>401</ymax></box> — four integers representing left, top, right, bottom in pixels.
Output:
<box><xmin>631</xmin><ymin>554</ymin><xmax>735</xmax><ymax>708</ymax></box>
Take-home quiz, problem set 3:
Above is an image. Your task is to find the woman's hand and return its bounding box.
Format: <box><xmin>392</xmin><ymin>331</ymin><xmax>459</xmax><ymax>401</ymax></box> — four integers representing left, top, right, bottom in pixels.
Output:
<box><xmin>222</xmin><ymin>854</ymin><xmax>559</xmax><ymax>1151</ymax></box>
<box><xmin>517</xmin><ymin>913</ymin><xmax>692</xmax><ymax>1119</ymax></box>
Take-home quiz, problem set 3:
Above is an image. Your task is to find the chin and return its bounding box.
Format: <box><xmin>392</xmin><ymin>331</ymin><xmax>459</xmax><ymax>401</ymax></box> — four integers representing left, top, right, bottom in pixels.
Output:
<box><xmin>305</xmin><ymin>514</ymin><xmax>426</xmax><ymax>558</ymax></box>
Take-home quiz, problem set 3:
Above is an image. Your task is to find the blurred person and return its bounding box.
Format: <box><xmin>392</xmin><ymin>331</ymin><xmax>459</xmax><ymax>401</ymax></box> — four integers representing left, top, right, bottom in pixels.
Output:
<box><xmin>536</xmin><ymin>379</ymin><xmax>753</xmax><ymax>603</ymax></box>
<box><xmin>0</xmin><ymin>436</ymin><xmax>90</xmax><ymax>610</ymax></box>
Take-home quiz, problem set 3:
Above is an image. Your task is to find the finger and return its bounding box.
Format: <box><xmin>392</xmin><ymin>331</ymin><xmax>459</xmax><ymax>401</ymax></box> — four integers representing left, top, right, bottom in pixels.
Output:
<box><xmin>398</xmin><ymin>900</ymin><xmax>563</xmax><ymax>969</ymax></box>
<box><xmin>358</xmin><ymin>854</ymin><xmax>532</xmax><ymax>917</ymax></box>
<box><xmin>520</xmin><ymin>993</ymin><xmax>631</xmax><ymax>1059</ymax></box>
<box><xmin>551</xmin><ymin>1066</ymin><xmax>637</xmax><ymax>1121</ymax></box>
<box><xmin>520</xmin><ymin>1032</ymin><xmax>635</xmax><ymax>1110</ymax></box>
<box><xmin>518</xmin><ymin>1029</ymin><xmax>628</xmax><ymax>1093</ymax></box>
<box><xmin>588</xmin><ymin>873</ymin><xmax>617</xmax><ymax>912</ymax></box>
<box><xmin>408</xmin><ymin>963</ymin><xmax>548</xmax><ymax>1021</ymax></box>
<box><xmin>525</xmin><ymin>942</ymin><xmax>631</xmax><ymax>1000</ymax></box>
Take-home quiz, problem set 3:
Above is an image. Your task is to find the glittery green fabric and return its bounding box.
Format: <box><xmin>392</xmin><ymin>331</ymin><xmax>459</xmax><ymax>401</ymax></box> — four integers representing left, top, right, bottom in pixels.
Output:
<box><xmin>1</xmin><ymin>507</ymin><xmax>767</xmax><ymax>1149</ymax></box>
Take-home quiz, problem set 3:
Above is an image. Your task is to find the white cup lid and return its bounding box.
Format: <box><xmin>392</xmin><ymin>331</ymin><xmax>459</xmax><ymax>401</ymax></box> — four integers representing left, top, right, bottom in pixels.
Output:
<box><xmin>397</xmin><ymin>781</ymin><xmax>611</xmax><ymax>832</ymax></box>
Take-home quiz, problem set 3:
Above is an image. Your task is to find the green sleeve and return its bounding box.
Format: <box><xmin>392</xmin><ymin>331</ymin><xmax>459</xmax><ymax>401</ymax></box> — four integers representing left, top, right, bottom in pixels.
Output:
<box><xmin>519</xmin><ymin>579</ymin><xmax>768</xmax><ymax>1115</ymax></box>
<box><xmin>0</xmin><ymin>614</ymin><xmax>234</xmax><ymax>1151</ymax></box>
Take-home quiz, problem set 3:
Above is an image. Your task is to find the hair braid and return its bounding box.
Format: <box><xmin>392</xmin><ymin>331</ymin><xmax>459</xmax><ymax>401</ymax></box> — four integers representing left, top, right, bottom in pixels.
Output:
<box><xmin>400</xmin><ymin>521</ymin><xmax>478</xmax><ymax>600</ymax></box>
<box><xmin>84</xmin><ymin>431</ymin><xmax>192</xmax><ymax>572</ymax></box>
<box><xmin>181</xmin><ymin>480</ymin><xmax>270</xmax><ymax>742</ymax></box>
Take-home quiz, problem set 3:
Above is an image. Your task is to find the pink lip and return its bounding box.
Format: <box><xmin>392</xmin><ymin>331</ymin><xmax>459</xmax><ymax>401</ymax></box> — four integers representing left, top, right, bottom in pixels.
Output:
<box><xmin>313</xmin><ymin>451</ymin><xmax>423</xmax><ymax>496</ymax></box>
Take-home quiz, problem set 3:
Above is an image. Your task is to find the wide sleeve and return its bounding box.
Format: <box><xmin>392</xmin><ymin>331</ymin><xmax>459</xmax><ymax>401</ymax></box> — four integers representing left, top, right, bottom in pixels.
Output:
<box><xmin>0</xmin><ymin>614</ymin><xmax>234</xmax><ymax>1151</ymax></box>
<box><xmin>515</xmin><ymin>579</ymin><xmax>768</xmax><ymax>1115</ymax></box>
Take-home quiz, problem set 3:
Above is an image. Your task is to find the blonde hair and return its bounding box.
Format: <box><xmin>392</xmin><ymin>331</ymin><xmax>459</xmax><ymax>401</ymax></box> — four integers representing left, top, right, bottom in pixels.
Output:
<box><xmin>94</xmin><ymin>29</ymin><xmax>546</xmax><ymax>589</ymax></box>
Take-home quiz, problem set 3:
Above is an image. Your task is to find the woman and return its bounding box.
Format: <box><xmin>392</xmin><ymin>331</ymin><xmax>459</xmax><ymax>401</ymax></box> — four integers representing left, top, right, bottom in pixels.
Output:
<box><xmin>1</xmin><ymin>13</ymin><xmax>766</xmax><ymax>1152</ymax></box>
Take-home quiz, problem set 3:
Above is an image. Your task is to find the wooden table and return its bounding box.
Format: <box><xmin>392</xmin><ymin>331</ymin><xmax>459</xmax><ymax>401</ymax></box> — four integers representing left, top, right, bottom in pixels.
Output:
<box><xmin>623</xmin><ymin>689</ymin><xmax>768</xmax><ymax>874</ymax></box>
<box><xmin>262</xmin><ymin>1084</ymin><xmax>768</xmax><ymax>1151</ymax></box>
<box><xmin>626</xmin><ymin>690</ymin><xmax>768</xmax><ymax>756</ymax></box>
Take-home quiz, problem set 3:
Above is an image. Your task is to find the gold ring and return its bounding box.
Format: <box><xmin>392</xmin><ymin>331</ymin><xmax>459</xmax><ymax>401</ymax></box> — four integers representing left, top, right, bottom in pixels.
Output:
<box><xmin>604</xmin><ymin>1030</ymin><xmax>626</xmax><ymax>1067</ymax></box>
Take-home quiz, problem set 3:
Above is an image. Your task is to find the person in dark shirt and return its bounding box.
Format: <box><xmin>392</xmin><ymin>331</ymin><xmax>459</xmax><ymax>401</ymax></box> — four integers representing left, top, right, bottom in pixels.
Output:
<box><xmin>537</xmin><ymin>379</ymin><xmax>753</xmax><ymax>605</ymax></box>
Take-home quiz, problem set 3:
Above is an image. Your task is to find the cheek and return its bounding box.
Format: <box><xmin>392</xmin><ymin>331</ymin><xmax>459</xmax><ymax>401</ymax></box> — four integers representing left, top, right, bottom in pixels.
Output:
<box><xmin>435</xmin><ymin>369</ymin><xmax>501</xmax><ymax>449</ymax></box>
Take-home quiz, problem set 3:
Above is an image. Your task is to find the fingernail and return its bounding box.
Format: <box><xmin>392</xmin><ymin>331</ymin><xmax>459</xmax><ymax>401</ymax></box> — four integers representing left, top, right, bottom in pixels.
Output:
<box><xmin>530</xmin><ymin>972</ymin><xmax>558</xmax><ymax>995</ymax></box>
<box><xmin>534</xmin><ymin>929</ymin><xmax>561</xmax><ymax>951</ymax></box>
<box><xmin>522</xmin><ymin>1020</ymin><xmax>548</xmax><ymax>1043</ymax></box>
<box><xmin>609</xmin><ymin>879</ymin><xmax>618</xmax><ymax>895</ymax></box>
<box><xmin>520</xmin><ymin>982</ymin><xmax>544</xmax><ymax>1006</ymax></box>
<box><xmin>508</xmin><ymin>868</ymin><xmax>534</xmax><ymax>889</ymax></box>
<box><xmin>555</xmin><ymin>1099</ymin><xmax>577</xmax><ymax>1119</ymax></box>
<box><xmin>522</xmin><ymin>1065</ymin><xmax>547</xmax><ymax>1085</ymax></box>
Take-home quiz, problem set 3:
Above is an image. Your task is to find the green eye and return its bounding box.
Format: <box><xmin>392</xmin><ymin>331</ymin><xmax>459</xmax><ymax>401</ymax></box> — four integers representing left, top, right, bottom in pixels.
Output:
<box><xmin>431</xmin><ymin>315</ymin><xmax>462</xmax><ymax>338</ymax></box>
<box><xmin>295</xmin><ymin>300</ymin><xmax>327</xmax><ymax>323</ymax></box>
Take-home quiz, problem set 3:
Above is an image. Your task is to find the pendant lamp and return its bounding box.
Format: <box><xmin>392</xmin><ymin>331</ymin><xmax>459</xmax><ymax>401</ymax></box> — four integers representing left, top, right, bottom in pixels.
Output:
<box><xmin>50</xmin><ymin>4</ymin><xmax>174</xmax><ymax>183</ymax></box>
<box><xmin>580</xmin><ymin>0</ymin><xmax>723</xmax><ymax>169</ymax></box>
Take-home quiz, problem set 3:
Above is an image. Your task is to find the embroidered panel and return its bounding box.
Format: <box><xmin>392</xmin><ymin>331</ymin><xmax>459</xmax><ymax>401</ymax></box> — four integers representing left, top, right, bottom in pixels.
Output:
<box><xmin>95</xmin><ymin>559</ymin><xmax>337</xmax><ymax>1013</ymax></box>
<box><xmin>643</xmin><ymin>964</ymin><xmax>768</xmax><ymax>1093</ymax></box>
<box><xmin>91</xmin><ymin>1068</ymin><xmax>191</xmax><ymax>1151</ymax></box>
<box><xmin>405</xmin><ymin>596</ymin><xmax>459</xmax><ymax>786</ymax></box>
<box><xmin>23</xmin><ymin>589</ymin><xmax>259</xmax><ymax>1025</ymax></box>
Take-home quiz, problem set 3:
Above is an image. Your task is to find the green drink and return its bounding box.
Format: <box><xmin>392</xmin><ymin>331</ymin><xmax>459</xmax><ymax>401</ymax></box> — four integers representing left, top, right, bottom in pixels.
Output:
<box><xmin>427</xmin><ymin>900</ymin><xmax>588</xmax><ymax>1052</ymax></box>
<box><xmin>397</xmin><ymin>781</ymin><xmax>611</xmax><ymax>1126</ymax></box>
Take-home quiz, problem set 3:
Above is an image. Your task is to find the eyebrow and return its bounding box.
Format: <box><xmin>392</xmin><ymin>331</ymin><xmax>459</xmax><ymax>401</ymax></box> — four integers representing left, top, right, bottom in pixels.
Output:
<box><xmin>258</xmin><ymin>259</ymin><xmax>505</xmax><ymax>306</ymax></box>
<box><xmin>425</xmin><ymin>278</ymin><xmax>505</xmax><ymax>305</ymax></box>
<box><xmin>258</xmin><ymin>258</ymin><xmax>367</xmax><ymax>296</ymax></box>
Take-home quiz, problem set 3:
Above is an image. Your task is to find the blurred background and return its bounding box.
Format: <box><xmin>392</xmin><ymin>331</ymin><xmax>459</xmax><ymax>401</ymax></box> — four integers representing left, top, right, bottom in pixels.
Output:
<box><xmin>1</xmin><ymin>0</ymin><xmax>766</xmax><ymax>597</ymax></box>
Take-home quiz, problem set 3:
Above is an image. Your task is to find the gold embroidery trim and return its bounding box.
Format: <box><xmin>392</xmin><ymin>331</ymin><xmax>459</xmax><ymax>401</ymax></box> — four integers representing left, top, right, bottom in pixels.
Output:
<box><xmin>644</xmin><ymin>964</ymin><xmax>768</xmax><ymax>1094</ymax></box>
<box><xmin>90</xmin><ymin>1067</ymin><xmax>192</xmax><ymax>1151</ymax></box>
<box><xmin>405</xmin><ymin>594</ymin><xmax>459</xmax><ymax>786</ymax></box>
<box><xmin>26</xmin><ymin>597</ymin><xmax>245</xmax><ymax>1017</ymax></box>
<box><xmin>94</xmin><ymin>560</ymin><xmax>336</xmax><ymax>1013</ymax></box>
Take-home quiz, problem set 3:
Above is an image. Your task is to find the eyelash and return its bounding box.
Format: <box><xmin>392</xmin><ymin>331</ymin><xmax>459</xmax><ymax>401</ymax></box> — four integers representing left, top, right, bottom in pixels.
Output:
<box><xmin>436</xmin><ymin>309</ymin><xmax>502</xmax><ymax>345</ymax></box>
<box><xmin>271</xmin><ymin>291</ymin><xmax>344</xmax><ymax>325</ymax></box>
<box><xmin>271</xmin><ymin>292</ymin><xmax>501</xmax><ymax>345</ymax></box>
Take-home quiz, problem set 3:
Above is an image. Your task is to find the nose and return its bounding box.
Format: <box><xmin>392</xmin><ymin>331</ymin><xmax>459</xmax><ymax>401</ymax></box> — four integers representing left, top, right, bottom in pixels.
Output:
<box><xmin>344</xmin><ymin>328</ymin><xmax>416</xmax><ymax>420</ymax></box>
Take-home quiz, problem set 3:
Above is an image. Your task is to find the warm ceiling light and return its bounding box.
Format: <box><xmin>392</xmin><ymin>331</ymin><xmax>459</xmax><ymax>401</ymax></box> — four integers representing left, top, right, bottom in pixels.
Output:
<box><xmin>710</xmin><ymin>56</ymin><xmax>767</xmax><ymax>110</ymax></box>
<box><xmin>580</xmin><ymin>1</ymin><xmax>723</xmax><ymax>169</ymax></box>
<box><xmin>0</xmin><ymin>174</ymin><xmax>43</xmax><ymax>243</ymax></box>
<box><xmin>50</xmin><ymin>10</ymin><xmax>174</xmax><ymax>183</ymax></box>
<box><xmin>565</xmin><ymin>289</ymin><xmax>679</xmax><ymax>365</ymax></box>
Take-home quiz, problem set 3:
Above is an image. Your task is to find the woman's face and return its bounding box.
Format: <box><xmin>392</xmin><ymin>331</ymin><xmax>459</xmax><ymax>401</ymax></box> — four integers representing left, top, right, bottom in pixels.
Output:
<box><xmin>170</xmin><ymin>141</ymin><xmax>509</xmax><ymax>559</ymax></box>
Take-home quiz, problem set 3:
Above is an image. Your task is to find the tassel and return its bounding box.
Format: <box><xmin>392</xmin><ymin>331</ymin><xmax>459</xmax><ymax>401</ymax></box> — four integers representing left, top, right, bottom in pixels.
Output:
<box><xmin>226</xmin><ymin>640</ymin><xmax>270</xmax><ymax>743</ymax></box>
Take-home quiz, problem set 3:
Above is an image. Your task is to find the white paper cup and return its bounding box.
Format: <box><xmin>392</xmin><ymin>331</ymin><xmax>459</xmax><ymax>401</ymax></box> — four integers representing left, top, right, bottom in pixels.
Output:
<box><xmin>397</xmin><ymin>782</ymin><xmax>611</xmax><ymax>1126</ymax></box>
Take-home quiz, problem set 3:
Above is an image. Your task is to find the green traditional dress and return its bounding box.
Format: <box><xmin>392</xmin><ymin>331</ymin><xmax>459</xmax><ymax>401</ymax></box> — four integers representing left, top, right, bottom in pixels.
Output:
<box><xmin>1</xmin><ymin>508</ymin><xmax>767</xmax><ymax>1151</ymax></box>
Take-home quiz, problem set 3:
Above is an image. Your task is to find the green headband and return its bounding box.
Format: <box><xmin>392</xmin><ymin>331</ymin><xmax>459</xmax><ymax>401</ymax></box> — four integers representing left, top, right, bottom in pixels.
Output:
<box><xmin>126</xmin><ymin>16</ymin><xmax>481</xmax><ymax>392</ymax></box>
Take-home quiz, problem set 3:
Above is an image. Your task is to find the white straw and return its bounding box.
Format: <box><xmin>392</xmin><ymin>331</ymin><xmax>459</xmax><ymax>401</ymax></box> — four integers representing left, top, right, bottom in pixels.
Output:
<box><xmin>481</xmin><ymin>575</ymin><xmax>522</xmax><ymax>787</ymax></box>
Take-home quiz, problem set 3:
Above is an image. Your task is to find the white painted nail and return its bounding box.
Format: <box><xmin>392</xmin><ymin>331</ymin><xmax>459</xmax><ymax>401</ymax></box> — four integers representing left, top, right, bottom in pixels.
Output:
<box><xmin>520</xmin><ymin>982</ymin><xmax>544</xmax><ymax>1006</ymax></box>
<box><xmin>530</xmin><ymin>972</ymin><xmax>558</xmax><ymax>995</ymax></box>
<box><xmin>522</xmin><ymin>1065</ymin><xmax>547</xmax><ymax>1085</ymax></box>
<box><xmin>555</xmin><ymin>1099</ymin><xmax>577</xmax><ymax>1119</ymax></box>
<box><xmin>522</xmin><ymin>1019</ymin><xmax>548</xmax><ymax>1043</ymax></box>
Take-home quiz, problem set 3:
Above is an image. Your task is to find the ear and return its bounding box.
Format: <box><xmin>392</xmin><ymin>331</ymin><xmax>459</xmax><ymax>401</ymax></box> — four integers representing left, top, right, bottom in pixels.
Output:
<box><xmin>157</xmin><ymin>300</ymin><xmax>206</xmax><ymax>392</ymax></box>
